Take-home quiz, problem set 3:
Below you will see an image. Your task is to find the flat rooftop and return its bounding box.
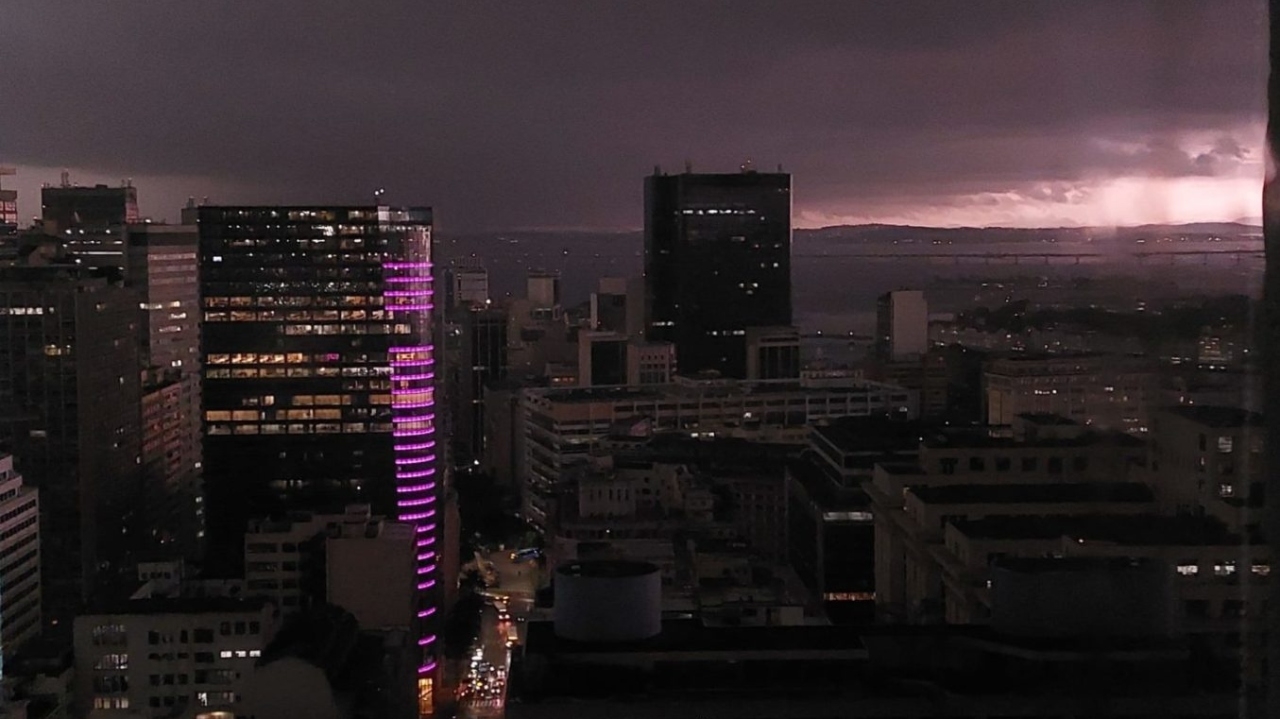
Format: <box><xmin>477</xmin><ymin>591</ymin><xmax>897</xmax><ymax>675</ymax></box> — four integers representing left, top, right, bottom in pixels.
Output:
<box><xmin>788</xmin><ymin>457</ymin><xmax>870</xmax><ymax>511</ymax></box>
<box><xmin>909</xmin><ymin>482</ymin><xmax>1154</xmax><ymax>505</ymax></box>
<box><xmin>85</xmin><ymin>595</ymin><xmax>270</xmax><ymax>617</ymax></box>
<box><xmin>810</xmin><ymin>417</ymin><xmax>923</xmax><ymax>454</ymax></box>
<box><xmin>524</xmin><ymin>618</ymin><xmax>868</xmax><ymax>656</ymax></box>
<box><xmin>924</xmin><ymin>427</ymin><xmax>1144</xmax><ymax>450</ymax></box>
<box><xmin>1164</xmin><ymin>405</ymin><xmax>1263</xmax><ymax>428</ymax></box>
<box><xmin>1016</xmin><ymin>413</ymin><xmax>1079</xmax><ymax>426</ymax></box>
<box><xmin>950</xmin><ymin>514</ymin><xmax>1248</xmax><ymax>546</ymax></box>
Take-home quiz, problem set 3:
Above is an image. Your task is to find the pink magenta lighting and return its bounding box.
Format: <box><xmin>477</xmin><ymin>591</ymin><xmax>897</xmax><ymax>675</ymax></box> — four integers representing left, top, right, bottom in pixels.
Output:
<box><xmin>384</xmin><ymin>232</ymin><xmax>439</xmax><ymax>681</ymax></box>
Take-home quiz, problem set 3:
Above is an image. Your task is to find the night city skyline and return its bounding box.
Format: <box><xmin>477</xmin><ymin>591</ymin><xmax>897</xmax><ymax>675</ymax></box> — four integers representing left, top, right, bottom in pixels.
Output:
<box><xmin>0</xmin><ymin>0</ymin><xmax>1267</xmax><ymax>231</ymax></box>
<box><xmin>1</xmin><ymin>3</ymin><xmax>1278</xmax><ymax>719</ymax></box>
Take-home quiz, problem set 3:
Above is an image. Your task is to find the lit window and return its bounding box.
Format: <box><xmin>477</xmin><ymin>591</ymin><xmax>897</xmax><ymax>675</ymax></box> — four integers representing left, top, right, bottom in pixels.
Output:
<box><xmin>1213</xmin><ymin>561</ymin><xmax>1237</xmax><ymax>577</ymax></box>
<box><xmin>219</xmin><ymin>650</ymin><xmax>233</xmax><ymax>659</ymax></box>
<box><xmin>1217</xmin><ymin>436</ymin><xmax>1234</xmax><ymax>454</ymax></box>
<box><xmin>1176</xmin><ymin>563</ymin><xmax>1199</xmax><ymax>576</ymax></box>
<box><xmin>1219</xmin><ymin>484</ymin><xmax>1235</xmax><ymax>498</ymax></box>
<box><xmin>1252</xmin><ymin>563</ymin><xmax>1270</xmax><ymax>577</ymax></box>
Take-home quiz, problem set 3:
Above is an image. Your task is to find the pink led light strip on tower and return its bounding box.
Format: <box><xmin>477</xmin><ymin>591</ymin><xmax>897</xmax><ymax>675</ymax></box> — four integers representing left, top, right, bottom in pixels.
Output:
<box><xmin>383</xmin><ymin>227</ymin><xmax>439</xmax><ymax>679</ymax></box>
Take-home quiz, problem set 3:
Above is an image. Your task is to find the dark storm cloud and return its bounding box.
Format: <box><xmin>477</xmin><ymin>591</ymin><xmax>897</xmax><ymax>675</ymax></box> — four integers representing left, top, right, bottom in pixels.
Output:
<box><xmin>0</xmin><ymin>0</ymin><xmax>1265</xmax><ymax>230</ymax></box>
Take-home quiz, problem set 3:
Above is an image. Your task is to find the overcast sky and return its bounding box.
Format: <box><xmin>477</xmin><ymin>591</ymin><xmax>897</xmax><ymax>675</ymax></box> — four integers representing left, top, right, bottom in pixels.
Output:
<box><xmin>0</xmin><ymin>1</ymin><xmax>1266</xmax><ymax>231</ymax></box>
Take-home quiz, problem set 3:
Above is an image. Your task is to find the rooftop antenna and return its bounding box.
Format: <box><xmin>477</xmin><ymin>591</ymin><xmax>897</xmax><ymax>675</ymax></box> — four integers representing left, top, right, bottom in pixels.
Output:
<box><xmin>185</xmin><ymin>197</ymin><xmax>196</xmax><ymax>209</ymax></box>
<box><xmin>653</xmin><ymin>165</ymin><xmax>662</xmax><ymax>176</ymax></box>
<box><xmin>740</xmin><ymin>158</ymin><xmax>754</xmax><ymax>173</ymax></box>
<box><xmin>684</xmin><ymin>159</ymin><xmax>693</xmax><ymax>174</ymax></box>
<box><xmin>60</xmin><ymin>170</ymin><xmax>71</xmax><ymax>187</ymax></box>
<box><xmin>374</xmin><ymin>187</ymin><xmax>386</xmax><ymax>205</ymax></box>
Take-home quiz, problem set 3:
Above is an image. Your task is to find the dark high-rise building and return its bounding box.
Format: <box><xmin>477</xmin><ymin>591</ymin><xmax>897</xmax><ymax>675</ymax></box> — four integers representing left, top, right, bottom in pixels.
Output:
<box><xmin>195</xmin><ymin>205</ymin><xmax>442</xmax><ymax>678</ymax></box>
<box><xmin>577</xmin><ymin>331</ymin><xmax>629</xmax><ymax>386</ymax></box>
<box><xmin>126</xmin><ymin>224</ymin><xmax>204</xmax><ymax>557</ymax></box>
<box><xmin>40</xmin><ymin>181</ymin><xmax>140</xmax><ymax>271</ymax></box>
<box><xmin>457</xmin><ymin>308</ymin><xmax>508</xmax><ymax>463</ymax></box>
<box><xmin>644</xmin><ymin>168</ymin><xmax>792</xmax><ymax>378</ymax></box>
<box><xmin>40</xmin><ymin>182</ymin><xmax>140</xmax><ymax>234</ymax></box>
<box><xmin>0</xmin><ymin>265</ymin><xmax>142</xmax><ymax>621</ymax></box>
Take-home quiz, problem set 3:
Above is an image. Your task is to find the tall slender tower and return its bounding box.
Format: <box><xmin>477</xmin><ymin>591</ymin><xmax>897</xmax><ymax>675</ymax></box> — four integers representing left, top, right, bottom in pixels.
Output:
<box><xmin>644</xmin><ymin>166</ymin><xmax>792</xmax><ymax>378</ymax></box>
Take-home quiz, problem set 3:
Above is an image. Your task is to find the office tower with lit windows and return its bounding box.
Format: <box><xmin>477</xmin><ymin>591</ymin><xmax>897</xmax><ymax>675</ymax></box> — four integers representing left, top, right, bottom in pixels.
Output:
<box><xmin>195</xmin><ymin>205</ymin><xmax>441</xmax><ymax>682</ymax></box>
<box><xmin>0</xmin><ymin>265</ymin><xmax>142</xmax><ymax>623</ymax></box>
<box><xmin>126</xmin><ymin>224</ymin><xmax>204</xmax><ymax>557</ymax></box>
<box><xmin>644</xmin><ymin>167</ymin><xmax>792</xmax><ymax>379</ymax></box>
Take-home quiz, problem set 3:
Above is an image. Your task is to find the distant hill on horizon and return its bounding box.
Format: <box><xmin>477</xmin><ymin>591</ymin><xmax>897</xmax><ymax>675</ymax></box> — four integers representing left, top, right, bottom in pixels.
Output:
<box><xmin>442</xmin><ymin>221</ymin><xmax>1262</xmax><ymax>243</ymax></box>
<box><xmin>798</xmin><ymin>222</ymin><xmax>1262</xmax><ymax>243</ymax></box>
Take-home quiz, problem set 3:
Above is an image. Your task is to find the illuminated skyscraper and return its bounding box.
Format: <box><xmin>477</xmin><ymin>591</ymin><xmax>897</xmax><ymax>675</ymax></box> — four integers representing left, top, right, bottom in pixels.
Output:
<box><xmin>195</xmin><ymin>205</ymin><xmax>441</xmax><ymax>678</ymax></box>
<box><xmin>644</xmin><ymin>167</ymin><xmax>792</xmax><ymax>378</ymax></box>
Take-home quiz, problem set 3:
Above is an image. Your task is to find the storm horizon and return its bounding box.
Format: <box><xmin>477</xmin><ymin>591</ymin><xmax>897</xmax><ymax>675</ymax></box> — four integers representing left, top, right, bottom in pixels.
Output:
<box><xmin>1</xmin><ymin>0</ymin><xmax>1266</xmax><ymax>231</ymax></box>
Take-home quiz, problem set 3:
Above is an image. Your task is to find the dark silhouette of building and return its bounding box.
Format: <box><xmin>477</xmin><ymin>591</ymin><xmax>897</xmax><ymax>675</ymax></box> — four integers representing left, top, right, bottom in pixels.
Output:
<box><xmin>457</xmin><ymin>307</ymin><xmax>508</xmax><ymax>463</ymax></box>
<box><xmin>0</xmin><ymin>264</ymin><xmax>141</xmax><ymax>623</ymax></box>
<box><xmin>644</xmin><ymin>167</ymin><xmax>792</xmax><ymax>378</ymax></box>
<box><xmin>40</xmin><ymin>181</ymin><xmax>139</xmax><ymax>234</ymax></box>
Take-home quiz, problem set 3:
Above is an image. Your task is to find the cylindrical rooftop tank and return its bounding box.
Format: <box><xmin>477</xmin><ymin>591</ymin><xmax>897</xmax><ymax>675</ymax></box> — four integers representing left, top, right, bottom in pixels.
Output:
<box><xmin>553</xmin><ymin>560</ymin><xmax>661</xmax><ymax>642</ymax></box>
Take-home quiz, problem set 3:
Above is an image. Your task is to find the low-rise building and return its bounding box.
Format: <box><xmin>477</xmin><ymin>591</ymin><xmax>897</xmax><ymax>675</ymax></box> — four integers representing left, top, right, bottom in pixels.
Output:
<box><xmin>73</xmin><ymin>585</ymin><xmax>278</xmax><ymax>718</ymax></box>
<box><xmin>983</xmin><ymin>352</ymin><xmax>1156</xmax><ymax>434</ymax></box>
<box><xmin>521</xmin><ymin>376</ymin><xmax>915</xmax><ymax>531</ymax></box>
<box><xmin>1144</xmin><ymin>405</ymin><xmax>1264</xmax><ymax>529</ymax></box>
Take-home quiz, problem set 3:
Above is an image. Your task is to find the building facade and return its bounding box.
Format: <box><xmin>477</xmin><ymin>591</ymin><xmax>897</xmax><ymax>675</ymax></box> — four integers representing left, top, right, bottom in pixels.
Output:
<box><xmin>875</xmin><ymin>290</ymin><xmax>928</xmax><ymax>362</ymax></box>
<box><xmin>983</xmin><ymin>353</ymin><xmax>1155</xmax><ymax>434</ymax></box>
<box><xmin>0</xmin><ymin>455</ymin><xmax>40</xmax><ymax>657</ymax></box>
<box><xmin>644</xmin><ymin>169</ymin><xmax>792</xmax><ymax>378</ymax></box>
<box><xmin>520</xmin><ymin>377</ymin><xmax>915</xmax><ymax>532</ymax></box>
<box><xmin>74</xmin><ymin>593</ymin><xmax>278</xmax><ymax>718</ymax></box>
<box><xmin>0</xmin><ymin>266</ymin><xmax>141</xmax><ymax>621</ymax></box>
<box><xmin>194</xmin><ymin>205</ymin><xmax>441</xmax><ymax>682</ymax></box>
<box><xmin>127</xmin><ymin>224</ymin><xmax>204</xmax><ymax>559</ymax></box>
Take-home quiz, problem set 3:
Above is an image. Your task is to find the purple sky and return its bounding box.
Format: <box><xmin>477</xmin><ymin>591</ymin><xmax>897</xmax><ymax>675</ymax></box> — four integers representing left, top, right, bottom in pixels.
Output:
<box><xmin>0</xmin><ymin>1</ymin><xmax>1266</xmax><ymax>231</ymax></box>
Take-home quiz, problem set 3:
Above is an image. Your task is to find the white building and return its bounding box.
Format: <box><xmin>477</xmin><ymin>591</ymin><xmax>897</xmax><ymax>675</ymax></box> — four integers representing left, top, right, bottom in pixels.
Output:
<box><xmin>0</xmin><ymin>455</ymin><xmax>40</xmax><ymax>658</ymax></box>
<box><xmin>74</xmin><ymin>584</ymin><xmax>278</xmax><ymax>718</ymax></box>
<box><xmin>876</xmin><ymin>290</ymin><xmax>928</xmax><ymax>361</ymax></box>
<box><xmin>449</xmin><ymin>266</ymin><xmax>490</xmax><ymax>310</ymax></box>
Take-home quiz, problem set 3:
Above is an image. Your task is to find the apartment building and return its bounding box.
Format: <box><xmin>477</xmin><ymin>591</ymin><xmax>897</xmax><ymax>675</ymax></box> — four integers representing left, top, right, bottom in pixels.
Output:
<box><xmin>74</xmin><ymin>588</ymin><xmax>278</xmax><ymax>718</ymax></box>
